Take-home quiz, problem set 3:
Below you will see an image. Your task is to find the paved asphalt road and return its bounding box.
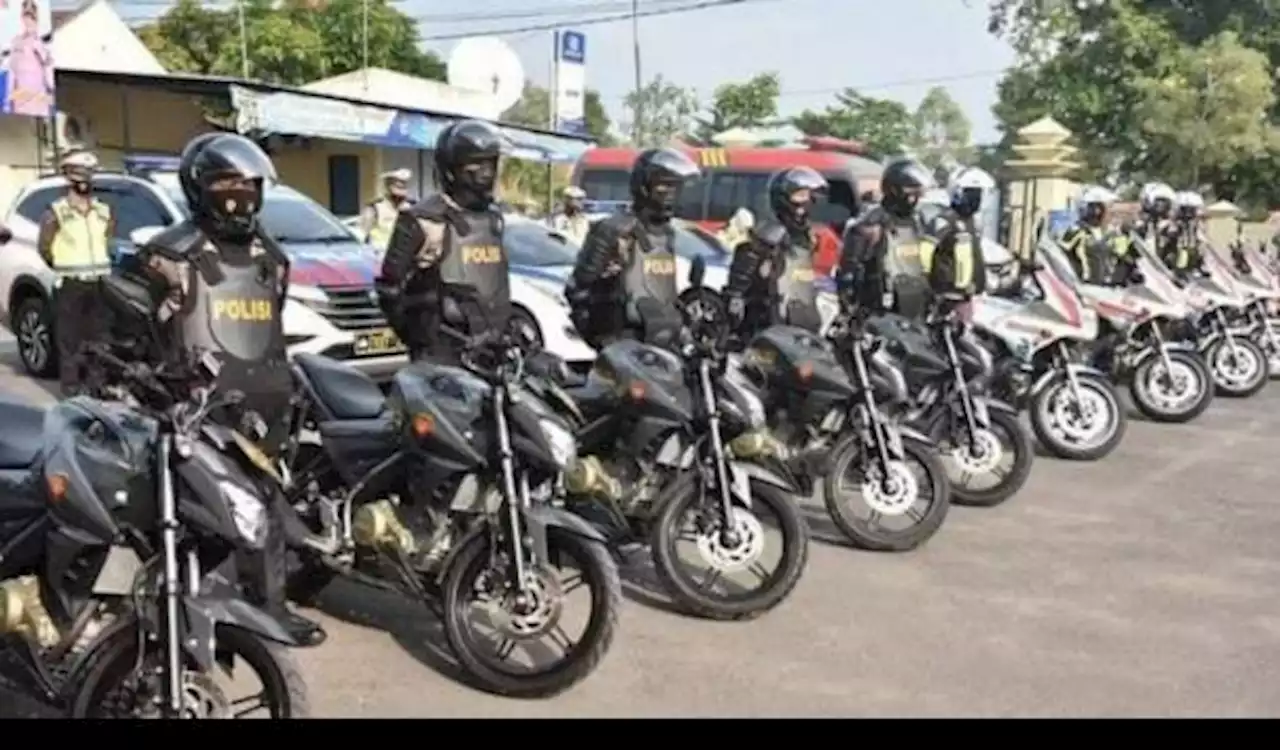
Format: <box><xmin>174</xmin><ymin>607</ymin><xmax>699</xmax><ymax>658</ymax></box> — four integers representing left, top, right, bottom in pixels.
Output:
<box><xmin>1</xmin><ymin>334</ymin><xmax>1278</xmax><ymax>717</ymax></box>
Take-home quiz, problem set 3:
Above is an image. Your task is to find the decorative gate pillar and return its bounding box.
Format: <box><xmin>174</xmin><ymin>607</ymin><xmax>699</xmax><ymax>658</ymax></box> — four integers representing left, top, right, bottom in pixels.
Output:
<box><xmin>1001</xmin><ymin>116</ymin><xmax>1081</xmax><ymax>260</ymax></box>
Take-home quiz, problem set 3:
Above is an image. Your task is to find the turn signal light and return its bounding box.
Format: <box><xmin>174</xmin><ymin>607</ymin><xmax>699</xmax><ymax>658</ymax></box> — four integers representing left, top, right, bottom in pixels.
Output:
<box><xmin>796</xmin><ymin>361</ymin><xmax>815</xmax><ymax>383</ymax></box>
<box><xmin>627</xmin><ymin>381</ymin><xmax>647</xmax><ymax>402</ymax></box>
<box><xmin>46</xmin><ymin>474</ymin><xmax>68</xmax><ymax>503</ymax></box>
<box><xmin>411</xmin><ymin>413</ymin><xmax>435</xmax><ymax>438</ymax></box>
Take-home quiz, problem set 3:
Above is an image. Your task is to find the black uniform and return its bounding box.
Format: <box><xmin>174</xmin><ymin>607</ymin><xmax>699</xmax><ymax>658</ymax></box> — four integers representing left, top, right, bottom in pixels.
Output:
<box><xmin>725</xmin><ymin>222</ymin><xmax>823</xmax><ymax>336</ymax></box>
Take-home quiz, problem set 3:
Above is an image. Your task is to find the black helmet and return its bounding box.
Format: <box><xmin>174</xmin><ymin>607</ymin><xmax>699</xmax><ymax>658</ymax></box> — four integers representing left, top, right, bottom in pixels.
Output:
<box><xmin>435</xmin><ymin>119</ymin><xmax>507</xmax><ymax>210</ymax></box>
<box><xmin>629</xmin><ymin>148</ymin><xmax>700</xmax><ymax>222</ymax></box>
<box><xmin>181</xmin><ymin>133</ymin><xmax>276</xmax><ymax>239</ymax></box>
<box><xmin>880</xmin><ymin>158</ymin><xmax>935</xmax><ymax>219</ymax></box>
<box><xmin>767</xmin><ymin>166</ymin><xmax>828</xmax><ymax>232</ymax></box>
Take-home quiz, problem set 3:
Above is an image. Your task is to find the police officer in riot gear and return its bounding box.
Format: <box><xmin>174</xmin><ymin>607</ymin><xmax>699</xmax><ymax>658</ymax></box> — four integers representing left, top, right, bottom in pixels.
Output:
<box><xmin>566</xmin><ymin>147</ymin><xmax>701</xmax><ymax>348</ymax></box>
<box><xmin>378</xmin><ymin>120</ymin><xmax>513</xmax><ymax>367</ymax></box>
<box><xmin>1060</xmin><ymin>185</ymin><xmax>1137</xmax><ymax>285</ymax></box>
<box><xmin>839</xmin><ymin>157</ymin><xmax>979</xmax><ymax>320</ymax></box>
<box><xmin>38</xmin><ymin>149</ymin><xmax>114</xmax><ymax>395</ymax></box>
<box><xmin>724</xmin><ymin>166</ymin><xmax>830</xmax><ymax>338</ymax></box>
<box><xmin>361</xmin><ymin>168</ymin><xmax>413</xmax><ymax>251</ymax></box>
<box><xmin>137</xmin><ymin>133</ymin><xmax>326</xmax><ymax>646</ymax></box>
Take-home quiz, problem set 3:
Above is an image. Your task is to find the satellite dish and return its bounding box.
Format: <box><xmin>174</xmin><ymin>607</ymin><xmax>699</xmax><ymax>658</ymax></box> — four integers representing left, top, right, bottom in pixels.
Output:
<box><xmin>447</xmin><ymin>37</ymin><xmax>526</xmax><ymax>115</ymax></box>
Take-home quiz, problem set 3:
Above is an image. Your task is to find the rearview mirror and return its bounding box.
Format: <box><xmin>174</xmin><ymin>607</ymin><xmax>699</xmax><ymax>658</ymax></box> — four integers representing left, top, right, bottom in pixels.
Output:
<box><xmin>0</xmin><ymin>225</ymin><xmax>11</xmax><ymax>245</ymax></box>
<box><xmin>689</xmin><ymin>256</ymin><xmax>706</xmax><ymax>289</ymax></box>
<box><xmin>129</xmin><ymin>226</ymin><xmax>163</xmax><ymax>246</ymax></box>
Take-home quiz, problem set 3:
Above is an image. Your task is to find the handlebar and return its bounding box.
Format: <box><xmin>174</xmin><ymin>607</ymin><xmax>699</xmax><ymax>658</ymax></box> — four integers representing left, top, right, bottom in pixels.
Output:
<box><xmin>438</xmin><ymin>322</ymin><xmax>528</xmax><ymax>384</ymax></box>
<box><xmin>82</xmin><ymin>342</ymin><xmax>245</xmax><ymax>434</ymax></box>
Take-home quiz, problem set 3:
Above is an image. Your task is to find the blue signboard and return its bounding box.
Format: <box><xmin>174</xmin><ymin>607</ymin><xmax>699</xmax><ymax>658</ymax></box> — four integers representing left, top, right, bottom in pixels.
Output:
<box><xmin>558</xmin><ymin>30</ymin><xmax>586</xmax><ymax>64</ymax></box>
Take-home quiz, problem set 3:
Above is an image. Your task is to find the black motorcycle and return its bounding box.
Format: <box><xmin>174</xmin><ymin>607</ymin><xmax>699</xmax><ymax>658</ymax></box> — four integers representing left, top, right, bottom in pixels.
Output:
<box><xmin>0</xmin><ymin>345</ymin><xmax>309</xmax><ymax>718</ymax></box>
<box><xmin>536</xmin><ymin>262</ymin><xmax>809</xmax><ymax>622</ymax></box>
<box><xmin>862</xmin><ymin>299</ymin><xmax>1034</xmax><ymax>508</ymax></box>
<box><xmin>283</xmin><ymin>285</ymin><xmax>620</xmax><ymax>699</ymax></box>
<box><xmin>741</xmin><ymin>304</ymin><xmax>952</xmax><ymax>552</ymax></box>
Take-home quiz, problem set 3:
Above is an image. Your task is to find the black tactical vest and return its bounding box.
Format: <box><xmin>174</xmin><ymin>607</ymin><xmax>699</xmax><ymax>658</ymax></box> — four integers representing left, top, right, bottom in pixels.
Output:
<box><xmin>884</xmin><ymin>219</ymin><xmax>930</xmax><ymax>319</ymax></box>
<box><xmin>776</xmin><ymin>233</ymin><xmax>821</xmax><ymax>332</ymax></box>
<box><xmin>438</xmin><ymin>208</ymin><xmax>510</xmax><ymax>326</ymax></box>
<box><xmin>621</xmin><ymin>224</ymin><xmax>678</xmax><ymax>309</ymax></box>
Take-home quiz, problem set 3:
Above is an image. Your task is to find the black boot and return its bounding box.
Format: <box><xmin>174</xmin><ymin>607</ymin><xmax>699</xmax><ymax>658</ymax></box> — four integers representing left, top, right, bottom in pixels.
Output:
<box><xmin>244</xmin><ymin>500</ymin><xmax>329</xmax><ymax>648</ymax></box>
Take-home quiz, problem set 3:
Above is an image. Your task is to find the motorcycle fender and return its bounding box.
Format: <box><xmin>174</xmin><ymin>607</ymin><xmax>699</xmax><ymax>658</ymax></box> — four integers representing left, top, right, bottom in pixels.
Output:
<box><xmin>521</xmin><ymin>503</ymin><xmax>609</xmax><ymax>563</ymax></box>
<box><xmin>1195</xmin><ymin>331</ymin><xmax>1223</xmax><ymax>354</ymax></box>
<box><xmin>894</xmin><ymin>423</ymin><xmax>933</xmax><ymax>450</ymax></box>
<box><xmin>982</xmin><ymin>396</ymin><xmax>1019</xmax><ymax>418</ymax></box>
<box><xmin>729</xmin><ymin>458</ymin><xmax>799</xmax><ymax>497</ymax></box>
<box><xmin>182</xmin><ymin>595</ymin><xmax>299</xmax><ymax>672</ymax></box>
<box><xmin>1029</xmin><ymin>363</ymin><xmax>1107</xmax><ymax>398</ymax></box>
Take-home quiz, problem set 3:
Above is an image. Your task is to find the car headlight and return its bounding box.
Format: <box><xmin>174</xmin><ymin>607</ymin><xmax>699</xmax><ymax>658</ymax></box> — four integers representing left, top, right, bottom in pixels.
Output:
<box><xmin>538</xmin><ymin>418</ymin><xmax>577</xmax><ymax>469</ymax></box>
<box><xmin>219</xmin><ymin>480</ymin><xmax>268</xmax><ymax>548</ymax></box>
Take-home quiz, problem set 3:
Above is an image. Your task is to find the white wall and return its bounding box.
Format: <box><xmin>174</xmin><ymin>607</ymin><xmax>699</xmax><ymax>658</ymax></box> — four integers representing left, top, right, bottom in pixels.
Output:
<box><xmin>0</xmin><ymin>116</ymin><xmax>44</xmax><ymax>213</ymax></box>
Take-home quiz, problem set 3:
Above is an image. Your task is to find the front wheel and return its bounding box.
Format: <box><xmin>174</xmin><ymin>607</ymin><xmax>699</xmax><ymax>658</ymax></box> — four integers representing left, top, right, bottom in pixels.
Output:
<box><xmin>1129</xmin><ymin>349</ymin><xmax>1213</xmax><ymax>423</ymax></box>
<box><xmin>822</xmin><ymin>434</ymin><xmax>951</xmax><ymax>552</ymax></box>
<box><xmin>1029</xmin><ymin>369</ymin><xmax>1125</xmax><ymax>461</ymax></box>
<box><xmin>650</xmin><ymin>475</ymin><xmax>809</xmax><ymax>621</ymax></box>
<box><xmin>1206</xmin><ymin>335</ymin><xmax>1268</xmax><ymax>398</ymax></box>
<box><xmin>939</xmin><ymin>406</ymin><xmax>1035</xmax><ymax>508</ymax></box>
<box><xmin>440</xmin><ymin>527</ymin><xmax>620</xmax><ymax>699</ymax></box>
<box><xmin>71</xmin><ymin>623</ymin><xmax>310</xmax><ymax>718</ymax></box>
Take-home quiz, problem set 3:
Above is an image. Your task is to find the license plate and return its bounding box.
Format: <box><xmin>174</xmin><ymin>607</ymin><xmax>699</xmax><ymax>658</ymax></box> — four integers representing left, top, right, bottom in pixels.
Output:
<box><xmin>354</xmin><ymin>327</ymin><xmax>407</xmax><ymax>356</ymax></box>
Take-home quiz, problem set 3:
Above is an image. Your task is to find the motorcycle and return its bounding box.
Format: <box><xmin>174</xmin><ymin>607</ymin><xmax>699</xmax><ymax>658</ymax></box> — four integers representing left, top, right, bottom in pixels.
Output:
<box><xmin>283</xmin><ymin>284</ymin><xmax>620</xmax><ymax>699</ymax></box>
<box><xmin>1218</xmin><ymin>241</ymin><xmax>1280</xmax><ymax>379</ymax></box>
<box><xmin>862</xmin><ymin>297</ymin><xmax>1035</xmax><ymax>507</ymax></box>
<box><xmin>1075</xmin><ymin>238</ymin><xmax>1214</xmax><ymax>423</ymax></box>
<box><xmin>1178</xmin><ymin>248</ymin><xmax>1269</xmax><ymax>398</ymax></box>
<box><xmin>0</xmin><ymin>337</ymin><xmax>309</xmax><ymax>718</ymax></box>
<box><xmin>972</xmin><ymin>240</ymin><xmax>1127</xmax><ymax>461</ymax></box>
<box><xmin>544</xmin><ymin>260</ymin><xmax>810</xmax><ymax>621</ymax></box>
<box><xmin>742</xmin><ymin>288</ymin><xmax>951</xmax><ymax>552</ymax></box>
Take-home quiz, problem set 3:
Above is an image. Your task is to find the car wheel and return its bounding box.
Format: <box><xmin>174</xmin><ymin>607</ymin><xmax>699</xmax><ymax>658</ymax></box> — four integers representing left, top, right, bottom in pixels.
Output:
<box><xmin>511</xmin><ymin>307</ymin><xmax>544</xmax><ymax>351</ymax></box>
<box><xmin>14</xmin><ymin>296</ymin><xmax>57</xmax><ymax>379</ymax></box>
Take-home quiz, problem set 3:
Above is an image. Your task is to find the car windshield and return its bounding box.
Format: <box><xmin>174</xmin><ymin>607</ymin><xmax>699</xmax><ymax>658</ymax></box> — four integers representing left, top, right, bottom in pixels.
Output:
<box><xmin>672</xmin><ymin>226</ymin><xmax>728</xmax><ymax>260</ymax></box>
<box><xmin>506</xmin><ymin>220</ymin><xmax>578</xmax><ymax>266</ymax></box>
<box><xmin>153</xmin><ymin>173</ymin><xmax>355</xmax><ymax>244</ymax></box>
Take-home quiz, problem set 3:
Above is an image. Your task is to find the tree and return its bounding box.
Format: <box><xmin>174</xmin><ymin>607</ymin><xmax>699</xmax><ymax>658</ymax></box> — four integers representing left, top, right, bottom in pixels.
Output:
<box><xmin>792</xmin><ymin>89</ymin><xmax>916</xmax><ymax>158</ymax></box>
<box><xmin>137</xmin><ymin>0</ymin><xmax>444</xmax><ymax>85</ymax></box>
<box><xmin>908</xmin><ymin>86</ymin><xmax>974</xmax><ymax>173</ymax></box>
<box><xmin>1137</xmin><ymin>31</ymin><xmax>1280</xmax><ymax>187</ymax></box>
<box><xmin>622</xmin><ymin>75</ymin><xmax>700</xmax><ymax>147</ymax></box>
<box><xmin>501</xmin><ymin>83</ymin><xmax>615</xmax><ymax>144</ymax></box>
<box><xmin>696</xmin><ymin>72</ymin><xmax>781</xmax><ymax>142</ymax></box>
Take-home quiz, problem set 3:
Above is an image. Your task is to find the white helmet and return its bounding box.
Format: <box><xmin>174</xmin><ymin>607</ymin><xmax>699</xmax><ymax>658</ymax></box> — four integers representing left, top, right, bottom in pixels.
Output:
<box><xmin>59</xmin><ymin>149</ymin><xmax>99</xmax><ymax>172</ymax></box>
<box><xmin>947</xmin><ymin>167</ymin><xmax>995</xmax><ymax>200</ymax></box>
<box><xmin>921</xmin><ymin>188</ymin><xmax>949</xmax><ymax>207</ymax></box>
<box><xmin>1175</xmin><ymin>190</ymin><xmax>1204</xmax><ymax>211</ymax></box>
<box><xmin>1077</xmin><ymin>184</ymin><xmax>1117</xmax><ymax>217</ymax></box>
<box><xmin>1139</xmin><ymin>182</ymin><xmax>1176</xmax><ymax>215</ymax></box>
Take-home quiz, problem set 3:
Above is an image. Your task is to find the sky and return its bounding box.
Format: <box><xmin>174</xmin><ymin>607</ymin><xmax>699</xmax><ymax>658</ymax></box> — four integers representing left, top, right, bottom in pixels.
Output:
<box><xmin>105</xmin><ymin>0</ymin><xmax>1019</xmax><ymax>142</ymax></box>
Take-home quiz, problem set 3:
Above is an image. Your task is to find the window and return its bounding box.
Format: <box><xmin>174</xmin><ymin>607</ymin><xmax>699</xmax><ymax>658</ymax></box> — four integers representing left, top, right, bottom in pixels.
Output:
<box><xmin>258</xmin><ymin>192</ymin><xmax>357</xmax><ymax>244</ymax></box>
<box><xmin>579</xmin><ymin>168</ymin><xmax>630</xmax><ymax>202</ymax></box>
<box><xmin>15</xmin><ymin>182</ymin><xmax>174</xmax><ymax>240</ymax></box>
<box><xmin>328</xmin><ymin>155</ymin><xmax>360</xmax><ymax>216</ymax></box>
<box><xmin>15</xmin><ymin>187</ymin><xmax>59</xmax><ymax>223</ymax></box>
<box><xmin>706</xmin><ymin>172</ymin><xmax>770</xmax><ymax>223</ymax></box>
<box><xmin>675</xmin><ymin>174</ymin><xmax>709</xmax><ymax>221</ymax></box>
<box><xmin>505</xmin><ymin>221</ymin><xmax>578</xmax><ymax>267</ymax></box>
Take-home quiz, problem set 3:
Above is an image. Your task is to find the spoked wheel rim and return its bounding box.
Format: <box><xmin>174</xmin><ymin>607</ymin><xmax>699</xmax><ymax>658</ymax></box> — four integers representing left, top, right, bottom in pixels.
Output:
<box><xmin>941</xmin><ymin>424</ymin><xmax>1016</xmax><ymax>494</ymax></box>
<box><xmin>662</xmin><ymin>485</ymin><xmax>788</xmax><ymax>604</ymax></box>
<box><xmin>833</xmin><ymin>450</ymin><xmax>940</xmax><ymax>533</ymax></box>
<box><xmin>17</xmin><ymin>306</ymin><xmax>50</xmax><ymax>373</ymax></box>
<box><xmin>1211</xmin><ymin>340</ymin><xmax>1263</xmax><ymax>389</ymax></box>
<box><xmin>1040</xmin><ymin>379</ymin><xmax>1116</xmax><ymax>449</ymax></box>
<box><xmin>1141</xmin><ymin>357</ymin><xmax>1203</xmax><ymax>412</ymax></box>
<box><xmin>451</xmin><ymin>542</ymin><xmax>604</xmax><ymax>679</ymax></box>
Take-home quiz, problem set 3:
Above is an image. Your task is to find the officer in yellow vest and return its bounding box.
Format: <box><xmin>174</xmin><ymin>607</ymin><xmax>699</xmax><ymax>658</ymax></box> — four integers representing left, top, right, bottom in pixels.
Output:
<box><xmin>359</xmin><ymin>167</ymin><xmax>412</xmax><ymax>250</ymax></box>
<box><xmin>36</xmin><ymin>149</ymin><xmax>114</xmax><ymax>396</ymax></box>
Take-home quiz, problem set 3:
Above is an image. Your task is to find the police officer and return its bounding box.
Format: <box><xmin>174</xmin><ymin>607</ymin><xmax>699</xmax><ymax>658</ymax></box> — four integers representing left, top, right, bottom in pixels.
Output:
<box><xmin>378</xmin><ymin>119</ymin><xmax>514</xmax><ymax>370</ymax></box>
<box><xmin>1168</xmin><ymin>190</ymin><xmax>1208</xmax><ymax>281</ymax></box>
<box><xmin>838</xmin><ymin>157</ymin><xmax>979</xmax><ymax>320</ymax></box>
<box><xmin>914</xmin><ymin>166</ymin><xmax>990</xmax><ymax>301</ymax></box>
<box><xmin>137</xmin><ymin>132</ymin><xmax>325</xmax><ymax>646</ymax></box>
<box><xmin>565</xmin><ymin>147</ymin><xmax>701</xmax><ymax>348</ymax></box>
<box><xmin>550</xmin><ymin>185</ymin><xmax>590</xmax><ymax>246</ymax></box>
<box><xmin>724</xmin><ymin>166</ymin><xmax>829</xmax><ymax>338</ymax></box>
<box><xmin>1060</xmin><ymin>185</ymin><xmax>1135</xmax><ymax>285</ymax></box>
<box><xmin>1135</xmin><ymin>181</ymin><xmax>1179</xmax><ymax>258</ymax></box>
<box><xmin>360</xmin><ymin>168</ymin><xmax>413</xmax><ymax>250</ymax></box>
<box><xmin>37</xmin><ymin>149</ymin><xmax>114</xmax><ymax>396</ymax></box>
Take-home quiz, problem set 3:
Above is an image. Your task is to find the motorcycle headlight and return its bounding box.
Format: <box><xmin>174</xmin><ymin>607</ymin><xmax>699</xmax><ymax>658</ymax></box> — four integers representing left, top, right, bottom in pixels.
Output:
<box><xmin>538</xmin><ymin>418</ymin><xmax>577</xmax><ymax>469</ymax></box>
<box><xmin>219</xmin><ymin>481</ymin><xmax>268</xmax><ymax>549</ymax></box>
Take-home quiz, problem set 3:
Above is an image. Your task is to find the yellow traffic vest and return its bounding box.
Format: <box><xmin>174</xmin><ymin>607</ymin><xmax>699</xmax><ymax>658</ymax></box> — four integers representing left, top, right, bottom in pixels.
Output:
<box><xmin>49</xmin><ymin>197</ymin><xmax>112</xmax><ymax>274</ymax></box>
<box><xmin>366</xmin><ymin>198</ymin><xmax>398</xmax><ymax>250</ymax></box>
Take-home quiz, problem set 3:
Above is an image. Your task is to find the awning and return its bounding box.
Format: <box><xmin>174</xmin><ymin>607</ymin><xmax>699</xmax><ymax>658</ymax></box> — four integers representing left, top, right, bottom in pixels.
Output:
<box><xmin>230</xmin><ymin>85</ymin><xmax>592</xmax><ymax>164</ymax></box>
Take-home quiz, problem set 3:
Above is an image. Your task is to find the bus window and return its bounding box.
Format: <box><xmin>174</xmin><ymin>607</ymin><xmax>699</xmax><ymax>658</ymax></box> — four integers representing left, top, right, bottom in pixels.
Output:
<box><xmin>707</xmin><ymin>171</ymin><xmax>770</xmax><ymax>222</ymax></box>
<box><xmin>812</xmin><ymin>177</ymin><xmax>857</xmax><ymax>232</ymax></box>
<box><xmin>676</xmin><ymin>173</ymin><xmax>710</xmax><ymax>221</ymax></box>
<box><xmin>580</xmin><ymin>168</ymin><xmax>631</xmax><ymax>202</ymax></box>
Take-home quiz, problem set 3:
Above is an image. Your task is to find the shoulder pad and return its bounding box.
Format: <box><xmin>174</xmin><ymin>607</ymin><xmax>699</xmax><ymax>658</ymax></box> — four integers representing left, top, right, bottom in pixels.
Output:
<box><xmin>752</xmin><ymin>222</ymin><xmax>788</xmax><ymax>247</ymax></box>
<box><xmin>850</xmin><ymin>205</ymin><xmax>889</xmax><ymax>229</ymax></box>
<box><xmin>407</xmin><ymin>194</ymin><xmax>451</xmax><ymax>222</ymax></box>
<box><xmin>143</xmin><ymin>220</ymin><xmax>206</xmax><ymax>261</ymax></box>
<box><xmin>599</xmin><ymin>212</ymin><xmax>639</xmax><ymax>235</ymax></box>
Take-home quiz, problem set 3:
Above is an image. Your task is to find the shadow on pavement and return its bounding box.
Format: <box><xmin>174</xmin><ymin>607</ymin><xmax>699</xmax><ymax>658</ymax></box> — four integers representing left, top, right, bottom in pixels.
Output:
<box><xmin>0</xmin><ymin>345</ymin><xmax>58</xmax><ymax>404</ymax></box>
<box><xmin>797</xmin><ymin>504</ymin><xmax>856</xmax><ymax>547</ymax></box>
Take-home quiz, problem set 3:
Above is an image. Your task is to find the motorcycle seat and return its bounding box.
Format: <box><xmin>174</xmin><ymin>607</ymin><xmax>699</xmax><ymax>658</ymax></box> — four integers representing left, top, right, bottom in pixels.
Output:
<box><xmin>0</xmin><ymin>396</ymin><xmax>48</xmax><ymax>469</ymax></box>
<box><xmin>294</xmin><ymin>353</ymin><xmax>386</xmax><ymax>420</ymax></box>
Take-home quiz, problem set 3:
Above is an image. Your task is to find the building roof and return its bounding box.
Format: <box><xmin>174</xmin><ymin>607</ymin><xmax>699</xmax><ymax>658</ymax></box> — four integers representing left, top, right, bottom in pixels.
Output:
<box><xmin>302</xmin><ymin>67</ymin><xmax>503</xmax><ymax>121</ymax></box>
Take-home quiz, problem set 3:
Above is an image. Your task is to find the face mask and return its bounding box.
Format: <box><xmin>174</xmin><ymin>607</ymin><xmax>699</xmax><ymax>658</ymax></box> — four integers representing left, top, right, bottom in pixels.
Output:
<box><xmin>640</xmin><ymin>181</ymin><xmax>679</xmax><ymax>223</ymax></box>
<box><xmin>70</xmin><ymin>180</ymin><xmax>91</xmax><ymax>195</ymax></box>
<box><xmin>451</xmin><ymin>158</ymin><xmax>498</xmax><ymax>209</ymax></box>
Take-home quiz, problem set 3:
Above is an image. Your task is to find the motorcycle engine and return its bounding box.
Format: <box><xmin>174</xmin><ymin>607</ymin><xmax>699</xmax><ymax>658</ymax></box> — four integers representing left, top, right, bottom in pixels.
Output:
<box><xmin>564</xmin><ymin>453</ymin><xmax>662</xmax><ymax>514</ymax></box>
<box><xmin>0</xmin><ymin>576</ymin><xmax>60</xmax><ymax>649</ymax></box>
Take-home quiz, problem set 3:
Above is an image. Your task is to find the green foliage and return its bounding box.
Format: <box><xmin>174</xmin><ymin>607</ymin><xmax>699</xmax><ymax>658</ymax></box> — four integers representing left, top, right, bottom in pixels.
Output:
<box><xmin>136</xmin><ymin>0</ymin><xmax>444</xmax><ymax>85</ymax></box>
<box><xmin>792</xmin><ymin>89</ymin><xmax>916</xmax><ymax>159</ymax></box>
<box><xmin>622</xmin><ymin>75</ymin><xmax>701</xmax><ymax>147</ymax></box>
<box><xmin>501</xmin><ymin>83</ymin><xmax>615</xmax><ymax>144</ymax></box>
<box><xmin>908</xmin><ymin>86</ymin><xmax>975</xmax><ymax>173</ymax></box>
<box><xmin>696</xmin><ymin>72</ymin><xmax>781</xmax><ymax>141</ymax></box>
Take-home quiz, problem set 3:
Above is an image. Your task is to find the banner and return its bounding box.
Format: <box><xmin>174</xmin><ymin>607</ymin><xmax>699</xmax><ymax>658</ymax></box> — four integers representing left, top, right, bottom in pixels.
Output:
<box><xmin>0</xmin><ymin>0</ymin><xmax>54</xmax><ymax>117</ymax></box>
<box><xmin>553</xmin><ymin>30</ymin><xmax>587</xmax><ymax>136</ymax></box>
<box><xmin>231</xmin><ymin>85</ymin><xmax>593</xmax><ymax>163</ymax></box>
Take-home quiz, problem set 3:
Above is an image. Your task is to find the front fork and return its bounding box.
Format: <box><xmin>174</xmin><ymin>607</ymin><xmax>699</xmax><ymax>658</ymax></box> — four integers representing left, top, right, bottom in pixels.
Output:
<box><xmin>940</xmin><ymin>325</ymin><xmax>981</xmax><ymax>451</ymax></box>
<box><xmin>492</xmin><ymin>386</ymin><xmax>529</xmax><ymax>595</ymax></box>
<box><xmin>157</xmin><ymin>435</ymin><xmax>185</xmax><ymax>717</ymax></box>
<box><xmin>848</xmin><ymin>337</ymin><xmax>895</xmax><ymax>475</ymax></box>
<box><xmin>698</xmin><ymin>359</ymin><xmax>738</xmax><ymax>532</ymax></box>
<box><xmin>1148</xmin><ymin>320</ymin><xmax>1177</xmax><ymax>380</ymax></box>
<box><xmin>1251</xmin><ymin>301</ymin><xmax>1280</xmax><ymax>358</ymax></box>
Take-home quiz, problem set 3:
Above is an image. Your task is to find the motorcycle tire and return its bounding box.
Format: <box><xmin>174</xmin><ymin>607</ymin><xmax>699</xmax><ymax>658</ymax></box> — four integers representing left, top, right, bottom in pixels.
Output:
<box><xmin>821</xmin><ymin>434</ymin><xmax>951</xmax><ymax>552</ymax></box>
<box><xmin>1129</xmin><ymin>349</ymin><xmax>1214</xmax><ymax>423</ymax></box>
<box><xmin>1029</xmin><ymin>370</ymin><xmax>1126</xmax><ymax>461</ymax></box>
<box><xmin>1206</xmin><ymin>335</ymin><xmax>1268</xmax><ymax>398</ymax></box>
<box><xmin>70</xmin><ymin>621</ymin><xmax>310</xmax><ymax>718</ymax></box>
<box><xmin>649</xmin><ymin>477</ymin><xmax>809</xmax><ymax>621</ymax></box>
<box><xmin>440</xmin><ymin>528</ymin><xmax>620</xmax><ymax>699</ymax></box>
<box><xmin>944</xmin><ymin>407</ymin><xmax>1035</xmax><ymax>508</ymax></box>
